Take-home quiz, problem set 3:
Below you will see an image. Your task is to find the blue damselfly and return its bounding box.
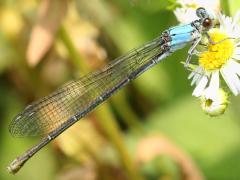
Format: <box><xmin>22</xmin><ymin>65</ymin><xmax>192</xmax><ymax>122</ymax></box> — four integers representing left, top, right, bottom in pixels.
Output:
<box><xmin>8</xmin><ymin>7</ymin><xmax>215</xmax><ymax>173</ymax></box>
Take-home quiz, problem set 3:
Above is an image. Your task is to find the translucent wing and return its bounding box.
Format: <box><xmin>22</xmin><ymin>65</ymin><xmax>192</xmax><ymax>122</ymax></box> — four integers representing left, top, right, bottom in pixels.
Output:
<box><xmin>9</xmin><ymin>36</ymin><xmax>166</xmax><ymax>137</ymax></box>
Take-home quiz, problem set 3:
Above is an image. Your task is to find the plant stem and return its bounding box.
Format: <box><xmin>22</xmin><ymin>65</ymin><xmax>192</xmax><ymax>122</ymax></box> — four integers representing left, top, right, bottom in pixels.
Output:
<box><xmin>96</xmin><ymin>103</ymin><xmax>143</xmax><ymax>180</ymax></box>
<box><xmin>58</xmin><ymin>25</ymin><xmax>143</xmax><ymax>180</ymax></box>
<box><xmin>58</xmin><ymin>26</ymin><xmax>88</xmax><ymax>73</ymax></box>
<box><xmin>111</xmin><ymin>90</ymin><xmax>145</xmax><ymax>132</ymax></box>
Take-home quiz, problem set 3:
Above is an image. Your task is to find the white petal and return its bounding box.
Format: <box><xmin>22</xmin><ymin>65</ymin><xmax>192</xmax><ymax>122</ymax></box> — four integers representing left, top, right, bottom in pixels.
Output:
<box><xmin>205</xmin><ymin>71</ymin><xmax>219</xmax><ymax>95</ymax></box>
<box><xmin>203</xmin><ymin>72</ymin><xmax>219</xmax><ymax>102</ymax></box>
<box><xmin>232</xmin><ymin>55</ymin><xmax>240</xmax><ymax>61</ymax></box>
<box><xmin>191</xmin><ymin>74</ymin><xmax>201</xmax><ymax>86</ymax></box>
<box><xmin>234</xmin><ymin>47</ymin><xmax>240</xmax><ymax>54</ymax></box>
<box><xmin>229</xmin><ymin>72</ymin><xmax>240</xmax><ymax>93</ymax></box>
<box><xmin>232</xmin><ymin>11</ymin><xmax>240</xmax><ymax>36</ymax></box>
<box><xmin>218</xmin><ymin>13</ymin><xmax>226</xmax><ymax>31</ymax></box>
<box><xmin>220</xmin><ymin>66</ymin><xmax>240</xmax><ymax>95</ymax></box>
<box><xmin>228</xmin><ymin>60</ymin><xmax>240</xmax><ymax>76</ymax></box>
<box><xmin>193</xmin><ymin>76</ymin><xmax>208</xmax><ymax>97</ymax></box>
<box><xmin>232</xmin><ymin>26</ymin><xmax>240</xmax><ymax>38</ymax></box>
<box><xmin>191</xmin><ymin>73</ymin><xmax>203</xmax><ymax>86</ymax></box>
<box><xmin>174</xmin><ymin>8</ymin><xmax>197</xmax><ymax>24</ymax></box>
<box><xmin>233</xmin><ymin>47</ymin><xmax>240</xmax><ymax>60</ymax></box>
<box><xmin>188</xmin><ymin>67</ymin><xmax>203</xmax><ymax>86</ymax></box>
<box><xmin>233</xmin><ymin>11</ymin><xmax>240</xmax><ymax>28</ymax></box>
<box><xmin>235</xmin><ymin>41</ymin><xmax>240</xmax><ymax>47</ymax></box>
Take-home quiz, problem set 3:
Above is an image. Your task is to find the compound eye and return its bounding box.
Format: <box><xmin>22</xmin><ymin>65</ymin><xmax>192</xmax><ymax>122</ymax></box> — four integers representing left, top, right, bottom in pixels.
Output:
<box><xmin>203</xmin><ymin>18</ymin><xmax>212</xmax><ymax>28</ymax></box>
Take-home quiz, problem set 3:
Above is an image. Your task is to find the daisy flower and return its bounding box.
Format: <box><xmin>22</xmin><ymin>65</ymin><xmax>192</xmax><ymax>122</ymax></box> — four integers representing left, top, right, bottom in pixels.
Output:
<box><xmin>189</xmin><ymin>11</ymin><xmax>240</xmax><ymax>97</ymax></box>
<box><xmin>174</xmin><ymin>0</ymin><xmax>220</xmax><ymax>24</ymax></box>
<box><xmin>200</xmin><ymin>88</ymin><xmax>228</xmax><ymax>116</ymax></box>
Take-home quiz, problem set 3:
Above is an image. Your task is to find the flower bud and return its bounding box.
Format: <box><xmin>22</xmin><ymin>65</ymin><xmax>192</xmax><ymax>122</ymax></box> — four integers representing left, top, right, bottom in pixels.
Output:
<box><xmin>200</xmin><ymin>88</ymin><xmax>228</xmax><ymax>117</ymax></box>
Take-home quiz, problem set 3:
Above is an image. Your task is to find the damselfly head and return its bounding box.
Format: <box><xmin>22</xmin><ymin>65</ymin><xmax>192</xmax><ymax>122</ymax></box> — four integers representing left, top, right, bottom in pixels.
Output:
<box><xmin>196</xmin><ymin>7</ymin><xmax>215</xmax><ymax>31</ymax></box>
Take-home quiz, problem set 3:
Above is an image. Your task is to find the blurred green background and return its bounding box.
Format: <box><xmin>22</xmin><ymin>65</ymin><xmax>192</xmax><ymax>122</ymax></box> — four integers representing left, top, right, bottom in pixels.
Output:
<box><xmin>1</xmin><ymin>0</ymin><xmax>240</xmax><ymax>179</ymax></box>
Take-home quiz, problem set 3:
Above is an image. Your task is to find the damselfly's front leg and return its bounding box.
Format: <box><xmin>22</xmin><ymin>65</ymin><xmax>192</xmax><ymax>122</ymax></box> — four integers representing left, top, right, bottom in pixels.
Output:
<box><xmin>184</xmin><ymin>37</ymin><xmax>202</xmax><ymax>70</ymax></box>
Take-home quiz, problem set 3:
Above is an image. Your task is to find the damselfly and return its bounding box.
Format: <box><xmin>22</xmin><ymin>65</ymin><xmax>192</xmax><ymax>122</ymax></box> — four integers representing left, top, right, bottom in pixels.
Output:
<box><xmin>8</xmin><ymin>7</ymin><xmax>215</xmax><ymax>173</ymax></box>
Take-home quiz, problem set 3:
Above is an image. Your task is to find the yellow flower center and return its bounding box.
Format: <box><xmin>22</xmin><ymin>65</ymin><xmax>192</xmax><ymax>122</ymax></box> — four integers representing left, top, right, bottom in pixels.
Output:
<box><xmin>199</xmin><ymin>29</ymin><xmax>234</xmax><ymax>71</ymax></box>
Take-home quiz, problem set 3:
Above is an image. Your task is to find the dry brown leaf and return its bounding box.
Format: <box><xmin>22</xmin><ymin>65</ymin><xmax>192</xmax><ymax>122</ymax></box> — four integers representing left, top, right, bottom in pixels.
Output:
<box><xmin>61</xmin><ymin>3</ymin><xmax>107</xmax><ymax>69</ymax></box>
<box><xmin>27</xmin><ymin>0</ymin><xmax>68</xmax><ymax>67</ymax></box>
<box><xmin>136</xmin><ymin>134</ymin><xmax>204</xmax><ymax>180</ymax></box>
